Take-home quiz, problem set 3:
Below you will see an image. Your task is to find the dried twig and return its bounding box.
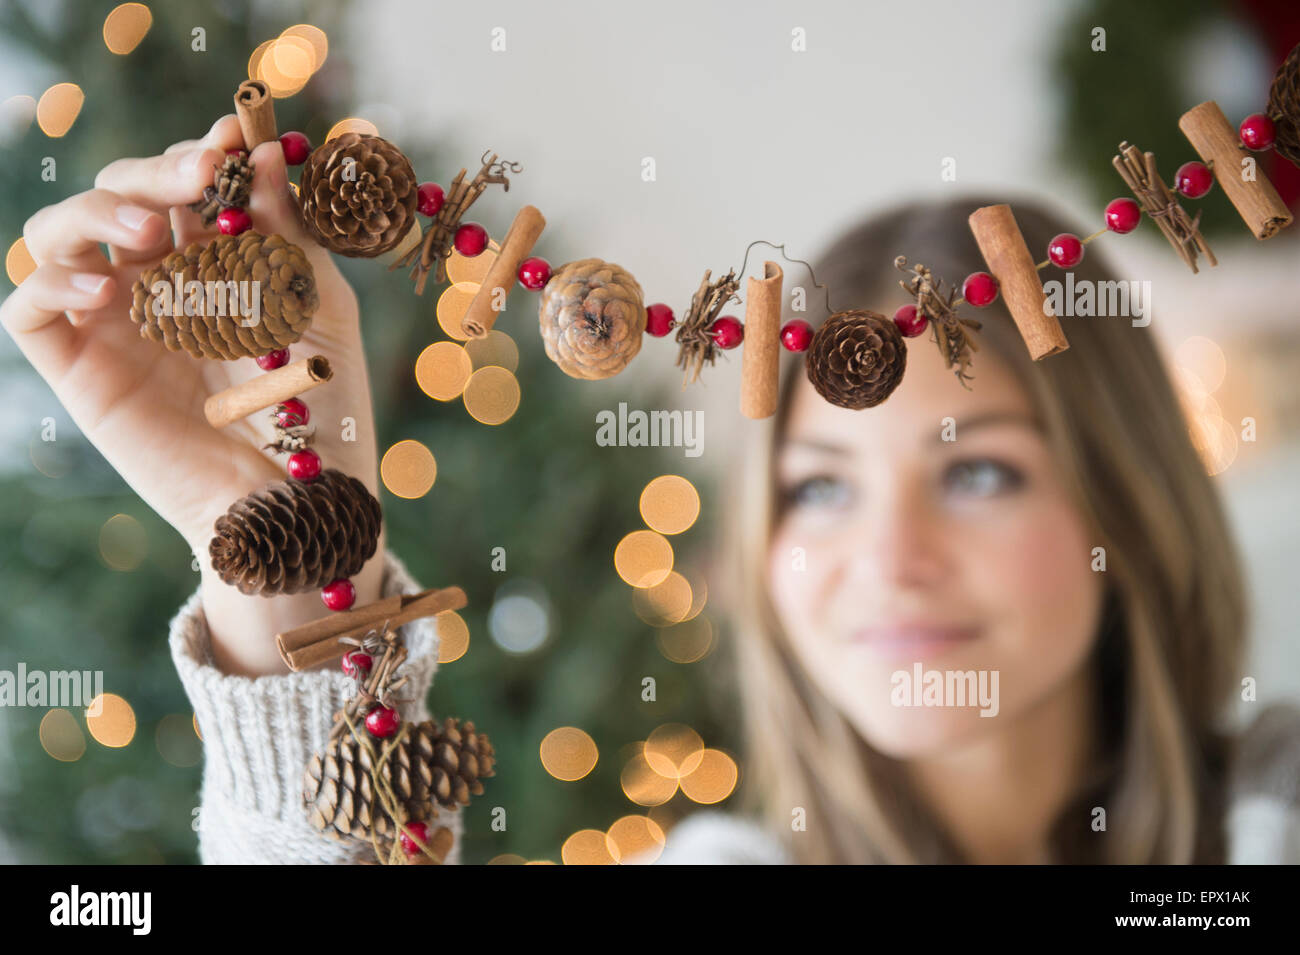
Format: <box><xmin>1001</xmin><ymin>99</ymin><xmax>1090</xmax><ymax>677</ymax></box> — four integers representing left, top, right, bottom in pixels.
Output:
<box><xmin>894</xmin><ymin>256</ymin><xmax>982</xmax><ymax>389</ymax></box>
<box><xmin>1112</xmin><ymin>141</ymin><xmax>1215</xmax><ymax>273</ymax></box>
<box><xmin>674</xmin><ymin>268</ymin><xmax>741</xmax><ymax>387</ymax></box>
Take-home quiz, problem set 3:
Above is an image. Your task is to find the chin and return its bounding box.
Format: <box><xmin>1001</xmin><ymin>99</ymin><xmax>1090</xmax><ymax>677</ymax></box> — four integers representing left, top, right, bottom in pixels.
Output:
<box><xmin>843</xmin><ymin>691</ymin><xmax>1006</xmax><ymax>760</ymax></box>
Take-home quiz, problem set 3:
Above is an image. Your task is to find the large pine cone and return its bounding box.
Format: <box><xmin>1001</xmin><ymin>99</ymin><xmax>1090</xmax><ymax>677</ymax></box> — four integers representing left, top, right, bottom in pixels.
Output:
<box><xmin>297</xmin><ymin>132</ymin><xmax>417</xmax><ymax>257</ymax></box>
<box><xmin>538</xmin><ymin>258</ymin><xmax>645</xmax><ymax>379</ymax></box>
<box><xmin>805</xmin><ymin>309</ymin><xmax>907</xmax><ymax>409</ymax></box>
<box><xmin>208</xmin><ymin>469</ymin><xmax>382</xmax><ymax>596</ymax></box>
<box><xmin>304</xmin><ymin>717</ymin><xmax>496</xmax><ymax>843</ymax></box>
<box><xmin>1268</xmin><ymin>41</ymin><xmax>1300</xmax><ymax>169</ymax></box>
<box><xmin>129</xmin><ymin>231</ymin><xmax>317</xmax><ymax>360</ymax></box>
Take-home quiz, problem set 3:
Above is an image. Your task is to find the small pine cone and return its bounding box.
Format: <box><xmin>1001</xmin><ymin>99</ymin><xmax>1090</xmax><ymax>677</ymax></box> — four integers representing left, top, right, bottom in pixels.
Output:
<box><xmin>208</xmin><ymin>469</ymin><xmax>382</xmax><ymax>596</ymax></box>
<box><xmin>297</xmin><ymin>132</ymin><xmax>418</xmax><ymax>257</ymax></box>
<box><xmin>538</xmin><ymin>258</ymin><xmax>645</xmax><ymax>379</ymax></box>
<box><xmin>129</xmin><ymin>232</ymin><xmax>317</xmax><ymax>360</ymax></box>
<box><xmin>1268</xmin><ymin>41</ymin><xmax>1300</xmax><ymax>168</ymax></box>
<box><xmin>188</xmin><ymin>150</ymin><xmax>255</xmax><ymax>228</ymax></box>
<box><xmin>805</xmin><ymin>309</ymin><xmax>907</xmax><ymax>410</ymax></box>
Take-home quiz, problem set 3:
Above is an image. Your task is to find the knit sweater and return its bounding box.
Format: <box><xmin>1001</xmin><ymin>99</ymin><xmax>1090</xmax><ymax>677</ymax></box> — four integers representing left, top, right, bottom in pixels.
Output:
<box><xmin>171</xmin><ymin>549</ymin><xmax>1300</xmax><ymax>865</ymax></box>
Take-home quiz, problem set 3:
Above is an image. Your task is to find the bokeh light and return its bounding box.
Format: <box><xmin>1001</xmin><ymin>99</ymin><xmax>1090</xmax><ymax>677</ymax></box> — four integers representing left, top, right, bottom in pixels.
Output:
<box><xmin>606</xmin><ymin>815</ymin><xmax>665</xmax><ymax>864</ymax></box>
<box><xmin>488</xmin><ymin>853</ymin><xmax>527</xmax><ymax>864</ymax></box>
<box><xmin>561</xmin><ymin>829</ymin><xmax>617</xmax><ymax>865</ymax></box>
<box><xmin>539</xmin><ymin>727</ymin><xmax>598</xmax><ymax>781</ymax></box>
<box><xmin>621</xmin><ymin>750</ymin><xmax>679</xmax><ymax>806</ymax></box>
<box><xmin>415</xmin><ymin>341</ymin><xmax>473</xmax><ymax>401</ymax></box>
<box><xmin>103</xmin><ymin>3</ymin><xmax>152</xmax><ymax>55</ymax></box>
<box><xmin>463</xmin><ymin>366</ymin><xmax>520</xmax><ymax>425</ymax></box>
<box><xmin>487</xmin><ymin>579</ymin><xmax>551</xmax><ymax>654</ymax></box>
<box><xmin>1174</xmin><ymin>336</ymin><xmax>1226</xmax><ymax>394</ymax></box>
<box><xmin>631</xmin><ymin>570</ymin><xmax>694</xmax><ymax>626</ymax></box>
<box><xmin>0</xmin><ymin>95</ymin><xmax>37</xmax><ymax>143</ymax></box>
<box><xmin>98</xmin><ymin>513</ymin><xmax>147</xmax><ymax>571</ymax></box>
<box><xmin>325</xmin><ymin>117</ymin><xmax>379</xmax><ymax>140</ymax></box>
<box><xmin>39</xmin><ymin>709</ymin><xmax>86</xmax><ymax>762</ymax></box>
<box><xmin>86</xmin><ymin>693</ymin><xmax>136</xmax><ymax>748</ymax></box>
<box><xmin>446</xmin><ymin>242</ymin><xmax>500</xmax><ymax>284</ymax></box>
<box><xmin>639</xmin><ymin>474</ymin><xmax>700</xmax><ymax>535</ymax></box>
<box><xmin>36</xmin><ymin>83</ymin><xmax>83</xmax><ymax>138</ymax></box>
<box><xmin>380</xmin><ymin>439</ymin><xmax>437</xmax><ymax>499</ymax></box>
<box><xmin>464</xmin><ymin>329</ymin><xmax>520</xmax><ymax>372</ymax></box>
<box><xmin>6</xmin><ymin>237</ymin><xmax>36</xmax><ymax>286</ymax></box>
<box><xmin>656</xmin><ymin>614</ymin><xmax>715</xmax><ymax>663</ymax></box>
<box><xmin>643</xmin><ymin>723</ymin><xmax>704</xmax><ymax>779</ymax></box>
<box><xmin>614</xmin><ymin>530</ymin><xmax>673</xmax><ymax>588</ymax></box>
<box><xmin>436</xmin><ymin>282</ymin><xmax>479</xmax><ymax>341</ymax></box>
<box><xmin>436</xmin><ymin>610</ymin><xmax>469</xmax><ymax>664</ymax></box>
<box><xmin>679</xmin><ymin>749</ymin><xmax>739</xmax><ymax>804</ymax></box>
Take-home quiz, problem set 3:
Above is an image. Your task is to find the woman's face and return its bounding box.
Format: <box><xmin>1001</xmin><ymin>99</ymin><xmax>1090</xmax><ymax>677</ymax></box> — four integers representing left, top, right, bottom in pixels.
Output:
<box><xmin>766</xmin><ymin>328</ymin><xmax>1104</xmax><ymax>758</ymax></box>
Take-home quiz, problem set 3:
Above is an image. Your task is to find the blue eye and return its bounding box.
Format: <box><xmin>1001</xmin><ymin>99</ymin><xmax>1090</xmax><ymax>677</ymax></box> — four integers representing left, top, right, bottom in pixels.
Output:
<box><xmin>943</xmin><ymin>458</ymin><xmax>1024</xmax><ymax>497</ymax></box>
<box><xmin>781</xmin><ymin>475</ymin><xmax>851</xmax><ymax>510</ymax></box>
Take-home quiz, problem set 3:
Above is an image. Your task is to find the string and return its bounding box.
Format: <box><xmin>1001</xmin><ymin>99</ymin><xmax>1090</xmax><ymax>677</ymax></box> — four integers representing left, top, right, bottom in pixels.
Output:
<box><xmin>733</xmin><ymin>239</ymin><xmax>837</xmax><ymax>316</ymax></box>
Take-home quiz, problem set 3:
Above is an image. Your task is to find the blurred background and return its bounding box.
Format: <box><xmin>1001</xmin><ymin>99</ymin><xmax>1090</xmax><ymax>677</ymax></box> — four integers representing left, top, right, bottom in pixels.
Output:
<box><xmin>0</xmin><ymin>0</ymin><xmax>1297</xmax><ymax>863</ymax></box>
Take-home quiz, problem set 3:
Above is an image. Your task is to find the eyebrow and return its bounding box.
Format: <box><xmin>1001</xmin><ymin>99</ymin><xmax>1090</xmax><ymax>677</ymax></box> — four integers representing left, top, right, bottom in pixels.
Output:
<box><xmin>781</xmin><ymin>410</ymin><xmax>1043</xmax><ymax>455</ymax></box>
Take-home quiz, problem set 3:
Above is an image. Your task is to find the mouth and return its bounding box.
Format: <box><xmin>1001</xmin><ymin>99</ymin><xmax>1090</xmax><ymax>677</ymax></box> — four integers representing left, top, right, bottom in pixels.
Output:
<box><xmin>849</xmin><ymin>623</ymin><xmax>981</xmax><ymax>658</ymax></box>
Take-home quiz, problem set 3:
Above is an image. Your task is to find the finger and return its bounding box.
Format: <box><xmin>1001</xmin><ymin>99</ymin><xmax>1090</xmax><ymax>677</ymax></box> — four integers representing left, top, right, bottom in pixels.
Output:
<box><xmin>24</xmin><ymin>188</ymin><xmax>168</xmax><ymax>268</ymax></box>
<box><xmin>0</xmin><ymin>264</ymin><xmax>115</xmax><ymax>379</ymax></box>
<box><xmin>170</xmin><ymin>114</ymin><xmax>257</xmax><ymax>249</ymax></box>
<box><xmin>94</xmin><ymin>144</ymin><xmax>226</xmax><ymax>218</ymax></box>
<box><xmin>243</xmin><ymin>139</ymin><xmax>313</xmax><ymax>247</ymax></box>
<box><xmin>165</xmin><ymin>114</ymin><xmax>245</xmax><ymax>156</ymax></box>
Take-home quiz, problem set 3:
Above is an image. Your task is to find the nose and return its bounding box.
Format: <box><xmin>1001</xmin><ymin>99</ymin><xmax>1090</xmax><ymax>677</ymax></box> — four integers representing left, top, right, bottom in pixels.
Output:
<box><xmin>840</xmin><ymin>476</ymin><xmax>948</xmax><ymax>592</ymax></box>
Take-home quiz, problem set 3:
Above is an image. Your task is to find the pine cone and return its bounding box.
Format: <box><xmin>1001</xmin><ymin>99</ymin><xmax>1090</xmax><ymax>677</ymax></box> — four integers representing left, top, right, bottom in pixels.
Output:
<box><xmin>208</xmin><ymin>469</ymin><xmax>382</xmax><ymax>596</ymax></box>
<box><xmin>538</xmin><ymin>258</ymin><xmax>645</xmax><ymax>379</ymax></box>
<box><xmin>188</xmin><ymin>150</ymin><xmax>254</xmax><ymax>228</ymax></box>
<box><xmin>1268</xmin><ymin>41</ymin><xmax>1300</xmax><ymax>169</ymax></box>
<box><xmin>297</xmin><ymin>132</ymin><xmax>417</xmax><ymax>257</ymax></box>
<box><xmin>805</xmin><ymin>309</ymin><xmax>907</xmax><ymax>409</ymax></box>
<box><xmin>129</xmin><ymin>232</ymin><xmax>317</xmax><ymax>360</ymax></box>
<box><xmin>304</xmin><ymin>718</ymin><xmax>495</xmax><ymax>843</ymax></box>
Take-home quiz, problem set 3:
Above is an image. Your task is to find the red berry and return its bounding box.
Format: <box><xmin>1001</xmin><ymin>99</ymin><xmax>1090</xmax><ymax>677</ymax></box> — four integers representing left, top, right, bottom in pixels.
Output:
<box><xmin>708</xmin><ymin>315</ymin><xmax>744</xmax><ymax>349</ymax></box>
<box><xmin>1047</xmin><ymin>233</ymin><xmax>1084</xmax><ymax>268</ymax></box>
<box><xmin>287</xmin><ymin>449</ymin><xmax>321</xmax><ymax>481</ymax></box>
<box><xmin>780</xmin><ymin>319</ymin><xmax>813</xmax><ymax>351</ymax></box>
<box><xmin>517</xmin><ymin>256</ymin><xmax>551</xmax><ymax>291</ymax></box>
<box><xmin>276</xmin><ymin>397</ymin><xmax>309</xmax><ymax>428</ymax></box>
<box><xmin>341</xmin><ymin>650</ymin><xmax>372</xmax><ymax>678</ymax></box>
<box><xmin>256</xmin><ymin>349</ymin><xmax>290</xmax><ymax>371</ymax></box>
<box><xmin>279</xmin><ymin>131</ymin><xmax>312</xmax><ymax>166</ymax></box>
<box><xmin>400</xmin><ymin>821</ymin><xmax>431</xmax><ymax>857</ymax></box>
<box><xmin>216</xmin><ymin>207</ymin><xmax>252</xmax><ymax>236</ymax></box>
<box><xmin>226</xmin><ymin>148</ymin><xmax>245</xmax><ymax>156</ymax></box>
<box><xmin>962</xmin><ymin>271</ymin><xmax>999</xmax><ymax>307</ymax></box>
<box><xmin>1175</xmin><ymin>161</ymin><xmax>1214</xmax><ymax>199</ymax></box>
<box><xmin>417</xmin><ymin>182</ymin><xmax>445</xmax><ymax>217</ymax></box>
<box><xmin>892</xmin><ymin>304</ymin><xmax>928</xmax><ymax>338</ymax></box>
<box><xmin>1104</xmin><ymin>197</ymin><xmax>1141</xmax><ymax>234</ymax></box>
<box><xmin>1239</xmin><ymin>113</ymin><xmax>1275</xmax><ymax>151</ymax></box>
<box><xmin>321</xmin><ymin>578</ymin><xmax>356</xmax><ymax>611</ymax></box>
<box><xmin>365</xmin><ymin>705</ymin><xmax>400</xmax><ymax>739</ymax></box>
<box><xmin>453</xmin><ymin>222</ymin><xmax>489</xmax><ymax>256</ymax></box>
<box><xmin>645</xmin><ymin>303</ymin><xmax>676</xmax><ymax>337</ymax></box>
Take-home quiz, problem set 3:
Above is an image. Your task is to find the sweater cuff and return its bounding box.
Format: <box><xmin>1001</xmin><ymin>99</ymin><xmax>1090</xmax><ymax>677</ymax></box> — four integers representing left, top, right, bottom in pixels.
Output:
<box><xmin>169</xmin><ymin>549</ymin><xmax>459</xmax><ymax>864</ymax></box>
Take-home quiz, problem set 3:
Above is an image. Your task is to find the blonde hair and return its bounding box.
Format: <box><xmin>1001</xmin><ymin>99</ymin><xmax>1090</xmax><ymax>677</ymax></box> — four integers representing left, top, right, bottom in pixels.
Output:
<box><xmin>718</xmin><ymin>196</ymin><xmax>1245</xmax><ymax>863</ymax></box>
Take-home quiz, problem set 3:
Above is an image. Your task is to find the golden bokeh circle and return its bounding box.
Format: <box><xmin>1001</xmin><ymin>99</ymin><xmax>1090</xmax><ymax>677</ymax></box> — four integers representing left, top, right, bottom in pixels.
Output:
<box><xmin>39</xmin><ymin>709</ymin><xmax>85</xmax><ymax>762</ymax></box>
<box><xmin>631</xmin><ymin>570</ymin><xmax>694</xmax><ymax>626</ymax></box>
<box><xmin>415</xmin><ymin>341</ymin><xmax>473</xmax><ymax>402</ymax></box>
<box><xmin>99</xmin><ymin>513</ymin><xmax>147</xmax><ymax>571</ymax></box>
<box><xmin>561</xmin><ymin>829</ymin><xmax>617</xmax><ymax>865</ymax></box>
<box><xmin>103</xmin><ymin>3</ymin><xmax>152</xmax><ymax>55</ymax></box>
<box><xmin>656</xmin><ymin>614</ymin><xmax>715</xmax><ymax>664</ymax></box>
<box><xmin>380</xmin><ymin>439</ymin><xmax>437</xmax><ymax>499</ymax></box>
<box><xmin>436</xmin><ymin>610</ymin><xmax>470</xmax><ymax>663</ymax></box>
<box><xmin>463</xmin><ymin>366</ymin><xmax>520</xmax><ymax>426</ymax></box>
<box><xmin>1174</xmin><ymin>336</ymin><xmax>1226</xmax><ymax>394</ymax></box>
<box><xmin>539</xmin><ymin>726</ymin><xmax>598</xmax><ymax>781</ymax></box>
<box><xmin>281</xmin><ymin>24</ymin><xmax>328</xmax><ymax>71</ymax></box>
<box><xmin>613</xmin><ymin>530</ymin><xmax>673</xmax><ymax>588</ymax></box>
<box><xmin>6</xmin><ymin>237</ymin><xmax>36</xmax><ymax>286</ymax></box>
<box><xmin>36</xmin><ymin>83</ymin><xmax>84</xmax><ymax>138</ymax></box>
<box><xmin>464</xmin><ymin>329</ymin><xmax>520</xmax><ymax>372</ymax></box>
<box><xmin>605</xmin><ymin>815</ymin><xmax>665</xmax><ymax>864</ymax></box>
<box><xmin>270</xmin><ymin>34</ymin><xmax>316</xmax><ymax>80</ymax></box>
<box><xmin>487</xmin><ymin>853</ymin><xmax>527</xmax><ymax>865</ymax></box>
<box><xmin>436</xmin><ymin>282</ymin><xmax>479</xmax><ymax>341</ymax></box>
<box><xmin>620</xmin><ymin>751</ymin><xmax>679</xmax><ymax>806</ymax></box>
<box><xmin>639</xmin><ymin>474</ymin><xmax>700</xmax><ymax>535</ymax></box>
<box><xmin>325</xmin><ymin>117</ymin><xmax>379</xmax><ymax>141</ymax></box>
<box><xmin>247</xmin><ymin>39</ymin><xmax>273</xmax><ymax>82</ymax></box>
<box><xmin>679</xmin><ymin>749</ymin><xmax>739</xmax><ymax>804</ymax></box>
<box><xmin>643</xmin><ymin>723</ymin><xmax>704</xmax><ymax>779</ymax></box>
<box><xmin>445</xmin><ymin>241</ymin><xmax>500</xmax><ymax>284</ymax></box>
<box><xmin>86</xmin><ymin>693</ymin><xmax>136</xmax><ymax>748</ymax></box>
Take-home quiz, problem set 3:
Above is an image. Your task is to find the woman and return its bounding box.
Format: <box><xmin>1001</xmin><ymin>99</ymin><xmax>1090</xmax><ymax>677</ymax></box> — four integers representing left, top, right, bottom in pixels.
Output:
<box><xmin>651</xmin><ymin>197</ymin><xmax>1300</xmax><ymax>864</ymax></box>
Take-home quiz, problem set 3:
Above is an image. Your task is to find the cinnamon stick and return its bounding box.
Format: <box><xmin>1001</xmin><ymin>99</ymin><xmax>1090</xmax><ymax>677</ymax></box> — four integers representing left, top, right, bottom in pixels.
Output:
<box><xmin>234</xmin><ymin>80</ymin><xmax>277</xmax><ymax>151</ymax></box>
<box><xmin>277</xmin><ymin>587</ymin><xmax>468</xmax><ymax>671</ymax></box>
<box><xmin>461</xmin><ymin>205</ymin><xmax>547</xmax><ymax>338</ymax></box>
<box><xmin>740</xmin><ymin>261</ymin><xmax>783</xmax><ymax>419</ymax></box>
<box><xmin>967</xmin><ymin>204</ymin><xmax>1068</xmax><ymax>360</ymax></box>
<box><xmin>1179</xmin><ymin>100</ymin><xmax>1293</xmax><ymax>240</ymax></box>
<box><xmin>203</xmin><ymin>355</ymin><xmax>332</xmax><ymax>428</ymax></box>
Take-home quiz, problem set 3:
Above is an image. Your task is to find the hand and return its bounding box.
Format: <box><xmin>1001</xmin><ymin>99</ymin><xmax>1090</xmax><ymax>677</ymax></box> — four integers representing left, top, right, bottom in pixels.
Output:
<box><xmin>0</xmin><ymin>114</ymin><xmax>386</xmax><ymax>676</ymax></box>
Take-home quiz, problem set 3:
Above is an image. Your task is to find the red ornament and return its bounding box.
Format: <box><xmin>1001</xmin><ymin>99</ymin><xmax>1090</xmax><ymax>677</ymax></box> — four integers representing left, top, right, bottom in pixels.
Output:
<box><xmin>365</xmin><ymin>705</ymin><xmax>400</xmax><ymax>739</ymax></box>
<box><xmin>708</xmin><ymin>315</ymin><xmax>744</xmax><ymax>349</ymax></box>
<box><xmin>517</xmin><ymin>256</ymin><xmax>551</xmax><ymax>290</ymax></box>
<box><xmin>279</xmin><ymin>131</ymin><xmax>312</xmax><ymax>166</ymax></box>
<box><xmin>892</xmin><ymin>304</ymin><xmax>928</xmax><ymax>338</ymax></box>
<box><xmin>287</xmin><ymin>449</ymin><xmax>321</xmax><ymax>481</ymax></box>
<box><xmin>417</xmin><ymin>182</ymin><xmax>445</xmax><ymax>217</ymax></box>
<box><xmin>400</xmin><ymin>821</ymin><xmax>431</xmax><ymax>857</ymax></box>
<box><xmin>1239</xmin><ymin>113</ymin><xmax>1275</xmax><ymax>151</ymax></box>
<box><xmin>1047</xmin><ymin>233</ymin><xmax>1084</xmax><ymax>268</ymax></box>
<box><xmin>780</xmin><ymin>319</ymin><xmax>813</xmax><ymax>351</ymax></box>
<box><xmin>1104</xmin><ymin>197</ymin><xmax>1141</xmax><ymax>234</ymax></box>
<box><xmin>341</xmin><ymin>650</ymin><xmax>372</xmax><ymax>678</ymax></box>
<box><xmin>1174</xmin><ymin>161</ymin><xmax>1214</xmax><ymax>199</ymax></box>
<box><xmin>216</xmin><ymin>207</ymin><xmax>252</xmax><ymax>236</ymax></box>
<box><xmin>453</xmin><ymin>222</ymin><xmax>489</xmax><ymax>257</ymax></box>
<box><xmin>645</xmin><ymin>303</ymin><xmax>676</xmax><ymax>337</ymax></box>
<box><xmin>961</xmin><ymin>271</ymin><xmax>999</xmax><ymax>307</ymax></box>
<box><xmin>321</xmin><ymin>578</ymin><xmax>356</xmax><ymax>611</ymax></box>
<box><xmin>256</xmin><ymin>349</ymin><xmax>290</xmax><ymax>371</ymax></box>
<box><xmin>276</xmin><ymin>397</ymin><xmax>309</xmax><ymax>428</ymax></box>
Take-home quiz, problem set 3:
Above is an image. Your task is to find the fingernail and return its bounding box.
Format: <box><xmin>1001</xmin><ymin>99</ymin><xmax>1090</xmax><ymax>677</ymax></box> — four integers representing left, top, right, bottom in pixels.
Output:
<box><xmin>115</xmin><ymin>204</ymin><xmax>154</xmax><ymax>231</ymax></box>
<box><xmin>71</xmin><ymin>273</ymin><xmax>108</xmax><ymax>295</ymax></box>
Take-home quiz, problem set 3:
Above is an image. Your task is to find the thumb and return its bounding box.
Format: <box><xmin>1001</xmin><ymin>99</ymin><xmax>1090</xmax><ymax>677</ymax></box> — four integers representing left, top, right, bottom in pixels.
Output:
<box><xmin>247</xmin><ymin>140</ymin><xmax>313</xmax><ymax>248</ymax></box>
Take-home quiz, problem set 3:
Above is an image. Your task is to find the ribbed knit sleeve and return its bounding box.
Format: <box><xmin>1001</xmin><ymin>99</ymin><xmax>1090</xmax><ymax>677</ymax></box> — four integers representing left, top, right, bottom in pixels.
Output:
<box><xmin>168</xmin><ymin>549</ymin><xmax>462</xmax><ymax>865</ymax></box>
